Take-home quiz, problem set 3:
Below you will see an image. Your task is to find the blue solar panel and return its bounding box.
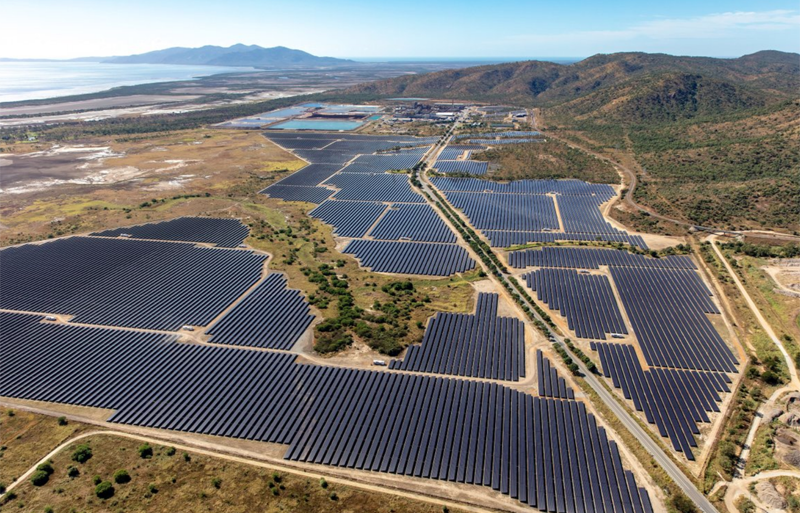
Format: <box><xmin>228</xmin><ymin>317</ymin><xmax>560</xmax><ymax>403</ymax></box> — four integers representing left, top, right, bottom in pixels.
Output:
<box><xmin>508</xmin><ymin>246</ymin><xmax>695</xmax><ymax>269</ymax></box>
<box><xmin>325</xmin><ymin>174</ymin><xmax>424</xmax><ymax>203</ymax></box>
<box><xmin>205</xmin><ymin>273</ymin><xmax>314</xmax><ymax>350</ymax></box>
<box><xmin>0</xmin><ymin>237</ymin><xmax>265</xmax><ymax>331</ymax></box>
<box><xmin>344</xmin><ymin>240</ymin><xmax>475</xmax><ymax>276</ymax></box>
<box><xmin>368</xmin><ymin>204</ymin><xmax>456</xmax><ymax>243</ymax></box>
<box><xmin>390</xmin><ymin>293</ymin><xmax>525</xmax><ymax>380</ymax></box>
<box><xmin>310</xmin><ymin>200</ymin><xmax>388</xmax><ymax>238</ymax></box>
<box><xmin>91</xmin><ymin>217</ymin><xmax>249</xmax><ymax>248</ymax></box>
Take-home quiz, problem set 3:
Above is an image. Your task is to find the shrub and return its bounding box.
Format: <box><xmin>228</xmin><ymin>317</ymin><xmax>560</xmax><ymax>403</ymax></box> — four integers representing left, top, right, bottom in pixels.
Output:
<box><xmin>149</xmin><ymin>483</ymin><xmax>158</xmax><ymax>494</ymax></box>
<box><xmin>36</xmin><ymin>462</ymin><xmax>54</xmax><ymax>475</ymax></box>
<box><xmin>113</xmin><ymin>469</ymin><xmax>131</xmax><ymax>484</ymax></box>
<box><xmin>30</xmin><ymin>470</ymin><xmax>49</xmax><ymax>486</ymax></box>
<box><xmin>165</xmin><ymin>446</ymin><xmax>176</xmax><ymax>456</ymax></box>
<box><xmin>95</xmin><ymin>481</ymin><xmax>114</xmax><ymax>499</ymax></box>
<box><xmin>138</xmin><ymin>443</ymin><xmax>153</xmax><ymax>459</ymax></box>
<box><xmin>6</xmin><ymin>410</ymin><xmax>14</xmax><ymax>417</ymax></box>
<box><xmin>0</xmin><ymin>482</ymin><xmax>6</xmax><ymax>493</ymax></box>
<box><xmin>183</xmin><ymin>452</ymin><xmax>191</xmax><ymax>462</ymax></box>
<box><xmin>71</xmin><ymin>444</ymin><xmax>92</xmax><ymax>463</ymax></box>
<box><xmin>271</xmin><ymin>471</ymin><xmax>281</xmax><ymax>483</ymax></box>
<box><xmin>211</xmin><ymin>477</ymin><xmax>221</xmax><ymax>489</ymax></box>
<box><xmin>319</xmin><ymin>478</ymin><xmax>328</xmax><ymax>489</ymax></box>
<box><xmin>57</xmin><ymin>416</ymin><xmax>68</xmax><ymax>426</ymax></box>
<box><xmin>67</xmin><ymin>466</ymin><xmax>79</xmax><ymax>478</ymax></box>
<box><xmin>329</xmin><ymin>492</ymin><xmax>338</xmax><ymax>501</ymax></box>
<box><xmin>271</xmin><ymin>487</ymin><xmax>279</xmax><ymax>496</ymax></box>
<box><xmin>92</xmin><ymin>475</ymin><xmax>102</xmax><ymax>485</ymax></box>
<box><xmin>45</xmin><ymin>507</ymin><xmax>54</xmax><ymax>513</ymax></box>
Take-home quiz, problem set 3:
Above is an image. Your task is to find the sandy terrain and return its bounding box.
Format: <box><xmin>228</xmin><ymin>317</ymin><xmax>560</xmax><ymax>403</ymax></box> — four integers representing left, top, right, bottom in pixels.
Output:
<box><xmin>0</xmin><ymin>94</ymin><xmax>200</xmax><ymax>116</ymax></box>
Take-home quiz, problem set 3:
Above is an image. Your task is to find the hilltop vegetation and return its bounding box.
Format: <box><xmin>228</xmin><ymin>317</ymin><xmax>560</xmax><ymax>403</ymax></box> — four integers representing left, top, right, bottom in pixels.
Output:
<box><xmin>349</xmin><ymin>51</ymin><xmax>800</xmax><ymax>232</ymax></box>
<box><xmin>472</xmin><ymin>138</ymin><xmax>620</xmax><ymax>184</ymax></box>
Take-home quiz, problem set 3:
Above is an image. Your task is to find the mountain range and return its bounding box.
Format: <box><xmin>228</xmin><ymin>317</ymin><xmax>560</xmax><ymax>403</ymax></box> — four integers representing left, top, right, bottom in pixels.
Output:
<box><xmin>103</xmin><ymin>44</ymin><xmax>353</xmax><ymax>68</ymax></box>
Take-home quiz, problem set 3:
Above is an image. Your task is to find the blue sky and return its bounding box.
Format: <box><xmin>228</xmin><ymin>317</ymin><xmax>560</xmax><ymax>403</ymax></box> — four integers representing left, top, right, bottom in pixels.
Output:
<box><xmin>3</xmin><ymin>0</ymin><xmax>799</xmax><ymax>59</ymax></box>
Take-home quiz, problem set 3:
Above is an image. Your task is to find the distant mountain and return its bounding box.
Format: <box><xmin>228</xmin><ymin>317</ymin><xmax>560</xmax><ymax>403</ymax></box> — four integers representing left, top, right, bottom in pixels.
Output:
<box><xmin>103</xmin><ymin>44</ymin><xmax>353</xmax><ymax>68</ymax></box>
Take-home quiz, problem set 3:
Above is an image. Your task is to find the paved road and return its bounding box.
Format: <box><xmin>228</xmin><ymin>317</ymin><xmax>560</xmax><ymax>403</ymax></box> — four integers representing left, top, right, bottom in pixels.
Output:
<box><xmin>421</xmin><ymin>121</ymin><xmax>719</xmax><ymax>513</ymax></box>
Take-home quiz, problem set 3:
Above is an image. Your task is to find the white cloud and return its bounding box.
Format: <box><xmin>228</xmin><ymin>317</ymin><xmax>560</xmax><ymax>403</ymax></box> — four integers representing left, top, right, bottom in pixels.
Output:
<box><xmin>507</xmin><ymin>9</ymin><xmax>800</xmax><ymax>45</ymax></box>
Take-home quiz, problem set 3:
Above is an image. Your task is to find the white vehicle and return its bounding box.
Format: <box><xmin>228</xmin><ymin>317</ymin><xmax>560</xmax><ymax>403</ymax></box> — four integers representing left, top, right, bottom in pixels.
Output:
<box><xmin>372</xmin><ymin>359</ymin><xmax>386</xmax><ymax>366</ymax></box>
<box><xmin>45</xmin><ymin>316</ymin><xmax>57</xmax><ymax>321</ymax></box>
<box><xmin>119</xmin><ymin>233</ymin><xmax>133</xmax><ymax>238</ymax></box>
<box><xmin>182</xmin><ymin>325</ymin><xmax>195</xmax><ymax>332</ymax></box>
<box><xmin>611</xmin><ymin>333</ymin><xmax>625</xmax><ymax>339</ymax></box>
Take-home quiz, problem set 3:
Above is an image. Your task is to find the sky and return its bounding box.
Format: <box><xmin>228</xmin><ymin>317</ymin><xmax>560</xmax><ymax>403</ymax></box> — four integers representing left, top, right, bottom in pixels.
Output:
<box><xmin>2</xmin><ymin>0</ymin><xmax>799</xmax><ymax>60</ymax></box>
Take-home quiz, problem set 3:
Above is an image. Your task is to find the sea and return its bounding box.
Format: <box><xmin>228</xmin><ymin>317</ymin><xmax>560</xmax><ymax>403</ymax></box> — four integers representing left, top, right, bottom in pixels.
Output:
<box><xmin>0</xmin><ymin>61</ymin><xmax>253</xmax><ymax>103</ymax></box>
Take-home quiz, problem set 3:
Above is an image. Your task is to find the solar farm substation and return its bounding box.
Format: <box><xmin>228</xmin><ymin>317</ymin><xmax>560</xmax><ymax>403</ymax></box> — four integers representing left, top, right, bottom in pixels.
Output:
<box><xmin>508</xmin><ymin>246</ymin><xmax>740</xmax><ymax>460</ymax></box>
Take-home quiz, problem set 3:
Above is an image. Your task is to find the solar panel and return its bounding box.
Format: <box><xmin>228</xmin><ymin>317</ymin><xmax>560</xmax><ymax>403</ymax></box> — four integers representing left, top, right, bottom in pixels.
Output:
<box><xmin>391</xmin><ymin>293</ymin><xmax>525</xmax><ymax>381</ymax></box>
<box><xmin>91</xmin><ymin>217</ymin><xmax>249</xmax><ymax>248</ymax></box>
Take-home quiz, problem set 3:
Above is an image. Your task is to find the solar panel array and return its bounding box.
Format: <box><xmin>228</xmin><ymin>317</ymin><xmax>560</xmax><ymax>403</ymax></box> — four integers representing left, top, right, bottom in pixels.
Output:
<box><xmin>438</xmin><ymin>147</ymin><xmax>469</xmax><ymax>160</ymax></box>
<box><xmin>537</xmin><ymin>350</ymin><xmax>575</xmax><ymax>400</ymax></box>
<box><xmin>259</xmin><ymin>133</ymin><xmax>474</xmax><ymax>276</ymax></box>
<box><xmin>309</xmin><ymin>200</ymin><xmax>387</xmax><ymax>238</ymax></box>
<box><xmin>205</xmin><ymin>273</ymin><xmax>314</xmax><ymax>350</ymax></box>
<box><xmin>467</xmin><ymin>138</ymin><xmax>541</xmax><ymax>145</ymax></box>
<box><xmin>261</xmin><ymin>133</ymin><xmax>431</xmax><ymax>204</ymax></box>
<box><xmin>91</xmin><ymin>217</ymin><xmax>249</xmax><ymax>248</ymax></box>
<box><xmin>325</xmin><ymin>173</ymin><xmax>425</xmax><ymax>203</ymax></box>
<box><xmin>0</xmin><ymin>237</ymin><xmax>265</xmax><ymax>331</ymax></box>
<box><xmin>595</xmin><ymin>342</ymin><xmax>732</xmax><ymax>460</ymax></box>
<box><xmin>1</xmin><ymin>309</ymin><xmax>652</xmax><ymax>512</ymax></box>
<box><xmin>389</xmin><ymin>293</ymin><xmax>525</xmax><ymax>381</ymax></box>
<box><xmin>445</xmin><ymin>192</ymin><xmax>559</xmax><ymax>232</ymax></box>
<box><xmin>344</xmin><ymin>240</ymin><xmax>475</xmax><ymax>276</ymax></box>
<box><xmin>609</xmin><ymin>267</ymin><xmax>737</xmax><ymax>373</ymax></box>
<box><xmin>508</xmin><ymin>247</ymin><xmax>696</xmax><ymax>270</ymax></box>
<box><xmin>274</xmin><ymin>164</ymin><xmax>343</xmax><ymax>186</ymax></box>
<box><xmin>369</xmin><ymin>204</ymin><xmax>456</xmax><ymax>243</ymax></box>
<box><xmin>524</xmin><ymin>269</ymin><xmax>627</xmax><ymax>340</ymax></box>
<box><xmin>434</xmin><ymin>160</ymin><xmax>489</xmax><ymax>175</ymax></box>
<box><xmin>0</xmin><ymin>311</ymin><xmax>177</xmax><ymax>408</ymax></box>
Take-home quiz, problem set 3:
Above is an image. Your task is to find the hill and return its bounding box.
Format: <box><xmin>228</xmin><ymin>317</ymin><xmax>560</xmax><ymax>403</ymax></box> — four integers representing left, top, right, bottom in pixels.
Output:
<box><xmin>104</xmin><ymin>44</ymin><xmax>353</xmax><ymax>68</ymax></box>
<box><xmin>350</xmin><ymin>51</ymin><xmax>800</xmax><ymax>233</ymax></box>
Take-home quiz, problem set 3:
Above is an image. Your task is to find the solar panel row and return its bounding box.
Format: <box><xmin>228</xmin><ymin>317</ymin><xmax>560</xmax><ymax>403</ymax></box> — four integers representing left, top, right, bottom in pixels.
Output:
<box><xmin>309</xmin><ymin>200</ymin><xmax>387</xmax><ymax>238</ymax></box>
<box><xmin>466</xmin><ymin>138</ymin><xmax>541</xmax><ymax>145</ymax></box>
<box><xmin>90</xmin><ymin>217</ymin><xmax>249</xmax><ymax>248</ymax></box>
<box><xmin>434</xmin><ymin>160</ymin><xmax>489</xmax><ymax>175</ymax></box>
<box><xmin>438</xmin><ymin>148</ymin><xmax>469</xmax><ymax>160</ymax></box>
<box><xmin>350</xmin><ymin>152</ymin><xmax>424</xmax><ymax>171</ymax></box>
<box><xmin>344</xmin><ymin>240</ymin><xmax>475</xmax><ymax>276</ymax></box>
<box><xmin>595</xmin><ymin>342</ymin><xmax>731</xmax><ymax>461</ymax></box>
<box><xmin>445</xmin><ymin>192</ymin><xmax>559</xmax><ymax>232</ymax></box>
<box><xmin>610</xmin><ymin>267</ymin><xmax>737</xmax><ymax>373</ymax></box>
<box><xmin>485</xmin><ymin>231</ymin><xmax>649</xmax><ymax>250</ymax></box>
<box><xmin>0</xmin><ymin>237</ymin><xmax>265</xmax><ymax>331</ymax></box>
<box><xmin>324</xmin><ymin>174</ymin><xmax>425</xmax><ymax>203</ymax></box>
<box><xmin>508</xmin><ymin>247</ymin><xmax>695</xmax><ymax>270</ymax></box>
<box><xmin>204</xmin><ymin>273</ymin><xmax>314</xmax><ymax>350</ymax></box>
<box><xmin>1</xmin><ymin>311</ymin><xmax>651</xmax><ymax>512</ymax></box>
<box><xmin>286</xmin><ymin>374</ymin><xmax>652</xmax><ymax>513</ymax></box>
<box><xmin>272</xmin><ymin>163</ymin><xmax>343</xmax><ymax>186</ymax></box>
<box><xmin>389</xmin><ymin>293</ymin><xmax>525</xmax><ymax>381</ymax></box>
<box><xmin>369</xmin><ymin>204</ymin><xmax>456</xmax><ymax>243</ymax></box>
<box><xmin>537</xmin><ymin>350</ymin><xmax>575</xmax><ymax>400</ymax></box>
<box><xmin>524</xmin><ymin>268</ymin><xmax>627</xmax><ymax>340</ymax></box>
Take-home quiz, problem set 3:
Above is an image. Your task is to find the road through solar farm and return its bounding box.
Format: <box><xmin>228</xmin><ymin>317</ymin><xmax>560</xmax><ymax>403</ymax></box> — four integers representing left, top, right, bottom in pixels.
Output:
<box><xmin>0</xmin><ymin>116</ymin><xmax>749</xmax><ymax>513</ymax></box>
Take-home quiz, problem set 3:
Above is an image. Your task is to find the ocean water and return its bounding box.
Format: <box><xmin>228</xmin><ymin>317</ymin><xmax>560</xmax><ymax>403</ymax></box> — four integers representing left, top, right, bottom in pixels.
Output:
<box><xmin>0</xmin><ymin>61</ymin><xmax>252</xmax><ymax>103</ymax></box>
